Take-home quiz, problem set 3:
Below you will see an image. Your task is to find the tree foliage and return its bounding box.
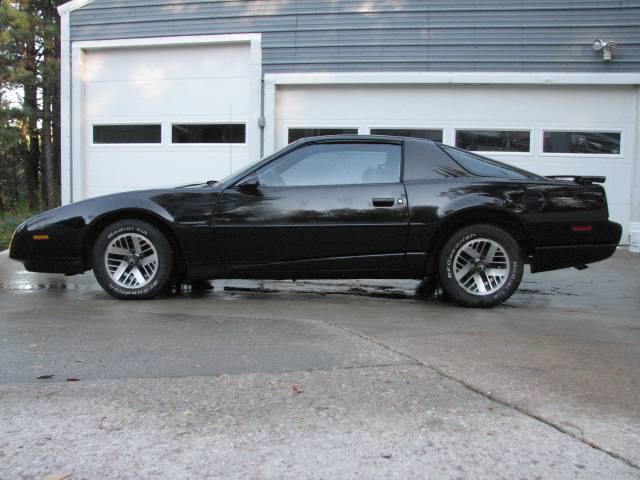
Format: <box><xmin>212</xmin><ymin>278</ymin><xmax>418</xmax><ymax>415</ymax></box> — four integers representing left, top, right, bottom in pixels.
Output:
<box><xmin>0</xmin><ymin>0</ymin><xmax>61</xmax><ymax>211</ymax></box>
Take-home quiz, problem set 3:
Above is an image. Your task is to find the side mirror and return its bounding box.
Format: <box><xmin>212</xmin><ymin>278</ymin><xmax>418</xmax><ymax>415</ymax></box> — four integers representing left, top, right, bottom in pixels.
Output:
<box><xmin>235</xmin><ymin>173</ymin><xmax>260</xmax><ymax>192</ymax></box>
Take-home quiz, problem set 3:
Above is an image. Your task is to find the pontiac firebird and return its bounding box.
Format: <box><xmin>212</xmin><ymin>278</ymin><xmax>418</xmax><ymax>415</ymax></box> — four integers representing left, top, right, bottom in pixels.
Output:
<box><xmin>9</xmin><ymin>135</ymin><xmax>621</xmax><ymax>307</ymax></box>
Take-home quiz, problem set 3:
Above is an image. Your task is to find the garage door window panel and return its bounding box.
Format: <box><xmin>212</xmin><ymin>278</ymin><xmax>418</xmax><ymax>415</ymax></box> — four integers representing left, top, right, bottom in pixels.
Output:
<box><xmin>172</xmin><ymin>124</ymin><xmax>246</xmax><ymax>144</ymax></box>
<box><xmin>288</xmin><ymin>128</ymin><xmax>358</xmax><ymax>143</ymax></box>
<box><xmin>542</xmin><ymin>131</ymin><xmax>621</xmax><ymax>155</ymax></box>
<box><xmin>257</xmin><ymin>143</ymin><xmax>401</xmax><ymax>187</ymax></box>
<box><xmin>456</xmin><ymin>130</ymin><xmax>531</xmax><ymax>153</ymax></box>
<box><xmin>93</xmin><ymin>124</ymin><xmax>161</xmax><ymax>144</ymax></box>
<box><xmin>370</xmin><ymin>128</ymin><xmax>443</xmax><ymax>142</ymax></box>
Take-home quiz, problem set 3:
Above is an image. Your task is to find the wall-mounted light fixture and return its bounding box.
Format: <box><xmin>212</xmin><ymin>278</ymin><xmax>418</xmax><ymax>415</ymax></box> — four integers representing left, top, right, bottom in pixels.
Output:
<box><xmin>593</xmin><ymin>39</ymin><xmax>616</xmax><ymax>62</ymax></box>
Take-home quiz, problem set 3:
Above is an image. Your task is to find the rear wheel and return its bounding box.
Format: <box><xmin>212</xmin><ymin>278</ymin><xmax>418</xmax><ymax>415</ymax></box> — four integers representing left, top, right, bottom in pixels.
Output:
<box><xmin>92</xmin><ymin>220</ymin><xmax>174</xmax><ymax>300</ymax></box>
<box><xmin>438</xmin><ymin>224</ymin><xmax>523</xmax><ymax>308</ymax></box>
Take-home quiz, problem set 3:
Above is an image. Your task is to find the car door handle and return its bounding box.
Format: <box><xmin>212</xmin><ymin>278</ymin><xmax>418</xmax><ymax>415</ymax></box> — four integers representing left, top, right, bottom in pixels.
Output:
<box><xmin>372</xmin><ymin>198</ymin><xmax>396</xmax><ymax>207</ymax></box>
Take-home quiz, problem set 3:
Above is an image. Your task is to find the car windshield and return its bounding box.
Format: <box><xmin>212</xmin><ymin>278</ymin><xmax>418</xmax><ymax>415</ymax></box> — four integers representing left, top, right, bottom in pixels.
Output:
<box><xmin>215</xmin><ymin>157</ymin><xmax>268</xmax><ymax>186</ymax></box>
<box><xmin>215</xmin><ymin>141</ymin><xmax>307</xmax><ymax>186</ymax></box>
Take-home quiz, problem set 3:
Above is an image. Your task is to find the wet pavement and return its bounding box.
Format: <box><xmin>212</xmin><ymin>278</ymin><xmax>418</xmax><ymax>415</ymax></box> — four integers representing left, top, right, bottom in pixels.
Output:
<box><xmin>1</xmin><ymin>250</ymin><xmax>639</xmax><ymax>479</ymax></box>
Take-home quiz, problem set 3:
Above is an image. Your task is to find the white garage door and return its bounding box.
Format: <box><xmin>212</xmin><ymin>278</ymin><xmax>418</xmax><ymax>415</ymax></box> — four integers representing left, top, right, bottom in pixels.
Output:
<box><xmin>276</xmin><ymin>84</ymin><xmax>636</xmax><ymax>240</ymax></box>
<box><xmin>83</xmin><ymin>43</ymin><xmax>254</xmax><ymax>198</ymax></box>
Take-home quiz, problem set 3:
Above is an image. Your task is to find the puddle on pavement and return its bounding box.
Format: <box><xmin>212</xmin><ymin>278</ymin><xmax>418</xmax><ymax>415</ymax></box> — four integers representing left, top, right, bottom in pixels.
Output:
<box><xmin>0</xmin><ymin>274</ymin><xmax>441</xmax><ymax>301</ymax></box>
<box><xmin>221</xmin><ymin>281</ymin><xmax>417</xmax><ymax>300</ymax></box>
<box><xmin>0</xmin><ymin>271</ymin><xmax>572</xmax><ymax>304</ymax></box>
<box><xmin>0</xmin><ymin>280</ymin><xmax>92</xmax><ymax>291</ymax></box>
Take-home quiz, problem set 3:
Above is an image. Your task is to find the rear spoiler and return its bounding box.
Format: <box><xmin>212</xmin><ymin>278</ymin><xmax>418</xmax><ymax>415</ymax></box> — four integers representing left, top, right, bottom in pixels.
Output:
<box><xmin>546</xmin><ymin>175</ymin><xmax>606</xmax><ymax>185</ymax></box>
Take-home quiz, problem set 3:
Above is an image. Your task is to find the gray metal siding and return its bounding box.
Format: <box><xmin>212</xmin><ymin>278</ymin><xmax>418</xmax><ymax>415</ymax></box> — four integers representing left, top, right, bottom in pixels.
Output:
<box><xmin>69</xmin><ymin>0</ymin><xmax>640</xmax><ymax>73</ymax></box>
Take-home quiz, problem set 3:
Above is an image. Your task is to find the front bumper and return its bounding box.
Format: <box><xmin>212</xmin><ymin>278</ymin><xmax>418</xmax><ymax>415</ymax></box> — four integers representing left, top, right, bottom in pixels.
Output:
<box><xmin>9</xmin><ymin>222</ymin><xmax>85</xmax><ymax>275</ymax></box>
<box><xmin>8</xmin><ymin>225</ymin><xmax>27</xmax><ymax>261</ymax></box>
<box><xmin>23</xmin><ymin>257</ymin><xmax>85</xmax><ymax>275</ymax></box>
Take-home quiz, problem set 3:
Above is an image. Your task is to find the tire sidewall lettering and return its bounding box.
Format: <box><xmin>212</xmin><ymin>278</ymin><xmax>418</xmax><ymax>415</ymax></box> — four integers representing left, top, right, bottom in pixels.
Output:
<box><xmin>489</xmin><ymin>261</ymin><xmax>519</xmax><ymax>300</ymax></box>
<box><xmin>445</xmin><ymin>233</ymin><xmax>477</xmax><ymax>280</ymax></box>
<box><xmin>107</xmin><ymin>278</ymin><xmax>159</xmax><ymax>297</ymax></box>
<box><xmin>107</xmin><ymin>225</ymin><xmax>148</xmax><ymax>240</ymax></box>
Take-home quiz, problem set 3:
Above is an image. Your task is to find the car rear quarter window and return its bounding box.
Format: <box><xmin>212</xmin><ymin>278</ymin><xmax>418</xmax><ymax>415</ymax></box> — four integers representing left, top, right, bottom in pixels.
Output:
<box><xmin>440</xmin><ymin>145</ymin><xmax>541</xmax><ymax>180</ymax></box>
<box><xmin>403</xmin><ymin>139</ymin><xmax>468</xmax><ymax>181</ymax></box>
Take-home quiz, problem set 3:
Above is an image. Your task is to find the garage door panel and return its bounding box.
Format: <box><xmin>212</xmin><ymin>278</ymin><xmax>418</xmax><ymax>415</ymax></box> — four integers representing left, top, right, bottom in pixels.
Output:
<box><xmin>84</xmin><ymin>43</ymin><xmax>253</xmax><ymax>200</ymax></box>
<box><xmin>86</xmin><ymin>78</ymin><xmax>251</xmax><ymax>118</ymax></box>
<box><xmin>84</xmin><ymin>44</ymin><xmax>251</xmax><ymax>82</ymax></box>
<box><xmin>85</xmin><ymin>148</ymin><xmax>249</xmax><ymax>196</ymax></box>
<box><xmin>277</xmin><ymin>85</ymin><xmax>637</xmax><ymax>126</ymax></box>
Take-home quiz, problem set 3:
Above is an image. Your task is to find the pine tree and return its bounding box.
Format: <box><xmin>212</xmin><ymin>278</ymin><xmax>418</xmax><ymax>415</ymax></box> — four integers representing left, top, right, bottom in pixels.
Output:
<box><xmin>0</xmin><ymin>0</ymin><xmax>62</xmax><ymax>211</ymax></box>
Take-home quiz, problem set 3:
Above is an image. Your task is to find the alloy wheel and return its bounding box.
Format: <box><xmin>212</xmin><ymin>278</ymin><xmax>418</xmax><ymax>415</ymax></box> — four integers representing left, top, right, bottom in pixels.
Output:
<box><xmin>453</xmin><ymin>238</ymin><xmax>510</xmax><ymax>296</ymax></box>
<box><xmin>104</xmin><ymin>233</ymin><xmax>159</xmax><ymax>289</ymax></box>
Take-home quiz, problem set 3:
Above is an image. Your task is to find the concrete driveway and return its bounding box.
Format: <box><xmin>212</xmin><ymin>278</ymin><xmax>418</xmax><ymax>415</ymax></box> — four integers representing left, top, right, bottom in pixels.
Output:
<box><xmin>0</xmin><ymin>250</ymin><xmax>639</xmax><ymax>479</ymax></box>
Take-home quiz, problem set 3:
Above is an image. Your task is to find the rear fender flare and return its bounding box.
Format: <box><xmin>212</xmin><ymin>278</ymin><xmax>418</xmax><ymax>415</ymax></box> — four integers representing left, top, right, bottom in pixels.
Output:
<box><xmin>426</xmin><ymin>206</ymin><xmax>532</xmax><ymax>275</ymax></box>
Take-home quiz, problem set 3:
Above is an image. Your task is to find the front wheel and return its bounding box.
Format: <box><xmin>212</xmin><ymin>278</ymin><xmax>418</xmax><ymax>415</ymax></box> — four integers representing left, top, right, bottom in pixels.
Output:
<box><xmin>92</xmin><ymin>220</ymin><xmax>174</xmax><ymax>300</ymax></box>
<box><xmin>439</xmin><ymin>225</ymin><xmax>523</xmax><ymax>308</ymax></box>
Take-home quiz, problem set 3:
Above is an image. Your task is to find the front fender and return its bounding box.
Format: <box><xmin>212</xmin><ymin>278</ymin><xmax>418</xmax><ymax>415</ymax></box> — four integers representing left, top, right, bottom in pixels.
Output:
<box><xmin>10</xmin><ymin>188</ymin><xmax>218</xmax><ymax>273</ymax></box>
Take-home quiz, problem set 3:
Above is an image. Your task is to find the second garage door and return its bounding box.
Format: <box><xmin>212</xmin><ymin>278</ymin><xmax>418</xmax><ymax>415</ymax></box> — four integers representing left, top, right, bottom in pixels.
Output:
<box><xmin>275</xmin><ymin>84</ymin><xmax>635</xmax><ymax>240</ymax></box>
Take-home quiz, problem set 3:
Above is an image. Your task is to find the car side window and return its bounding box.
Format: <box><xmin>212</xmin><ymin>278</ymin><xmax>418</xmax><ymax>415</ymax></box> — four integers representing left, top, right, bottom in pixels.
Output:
<box><xmin>256</xmin><ymin>143</ymin><xmax>401</xmax><ymax>187</ymax></box>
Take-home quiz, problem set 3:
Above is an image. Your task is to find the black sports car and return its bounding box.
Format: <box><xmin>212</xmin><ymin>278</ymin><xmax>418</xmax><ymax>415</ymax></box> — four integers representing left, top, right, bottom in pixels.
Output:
<box><xmin>9</xmin><ymin>135</ymin><xmax>622</xmax><ymax>307</ymax></box>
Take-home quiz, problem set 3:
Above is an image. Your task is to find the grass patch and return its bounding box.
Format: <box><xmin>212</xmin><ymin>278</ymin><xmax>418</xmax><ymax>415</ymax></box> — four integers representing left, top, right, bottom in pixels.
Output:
<box><xmin>0</xmin><ymin>209</ymin><xmax>39</xmax><ymax>251</ymax></box>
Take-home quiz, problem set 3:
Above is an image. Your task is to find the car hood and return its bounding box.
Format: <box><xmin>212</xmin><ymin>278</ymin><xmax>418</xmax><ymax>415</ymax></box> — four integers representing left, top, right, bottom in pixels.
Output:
<box><xmin>21</xmin><ymin>185</ymin><xmax>223</xmax><ymax>232</ymax></box>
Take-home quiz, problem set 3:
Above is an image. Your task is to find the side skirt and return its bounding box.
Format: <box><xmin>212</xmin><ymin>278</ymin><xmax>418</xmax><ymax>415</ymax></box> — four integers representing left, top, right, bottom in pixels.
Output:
<box><xmin>185</xmin><ymin>253</ymin><xmax>426</xmax><ymax>280</ymax></box>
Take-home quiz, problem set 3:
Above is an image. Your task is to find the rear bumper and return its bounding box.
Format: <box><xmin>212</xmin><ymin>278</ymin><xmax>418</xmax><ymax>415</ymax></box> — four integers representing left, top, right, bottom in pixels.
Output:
<box><xmin>530</xmin><ymin>220</ymin><xmax>621</xmax><ymax>273</ymax></box>
<box><xmin>530</xmin><ymin>243</ymin><xmax>619</xmax><ymax>273</ymax></box>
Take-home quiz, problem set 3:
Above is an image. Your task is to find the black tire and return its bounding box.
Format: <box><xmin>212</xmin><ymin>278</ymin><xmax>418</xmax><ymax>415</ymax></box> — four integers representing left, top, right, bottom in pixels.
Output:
<box><xmin>92</xmin><ymin>219</ymin><xmax>174</xmax><ymax>300</ymax></box>
<box><xmin>438</xmin><ymin>224</ymin><xmax>523</xmax><ymax>308</ymax></box>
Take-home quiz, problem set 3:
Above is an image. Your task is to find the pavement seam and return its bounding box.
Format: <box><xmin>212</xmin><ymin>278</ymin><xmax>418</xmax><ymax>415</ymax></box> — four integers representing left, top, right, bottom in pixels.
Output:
<box><xmin>320</xmin><ymin>319</ymin><xmax>640</xmax><ymax>472</ymax></box>
<box><xmin>0</xmin><ymin>362</ymin><xmax>417</xmax><ymax>387</ymax></box>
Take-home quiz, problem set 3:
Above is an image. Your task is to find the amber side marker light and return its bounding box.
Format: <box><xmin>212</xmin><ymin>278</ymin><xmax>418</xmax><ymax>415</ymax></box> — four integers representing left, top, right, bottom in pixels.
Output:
<box><xmin>572</xmin><ymin>225</ymin><xmax>593</xmax><ymax>232</ymax></box>
<box><xmin>33</xmin><ymin>235</ymin><xmax>49</xmax><ymax>240</ymax></box>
